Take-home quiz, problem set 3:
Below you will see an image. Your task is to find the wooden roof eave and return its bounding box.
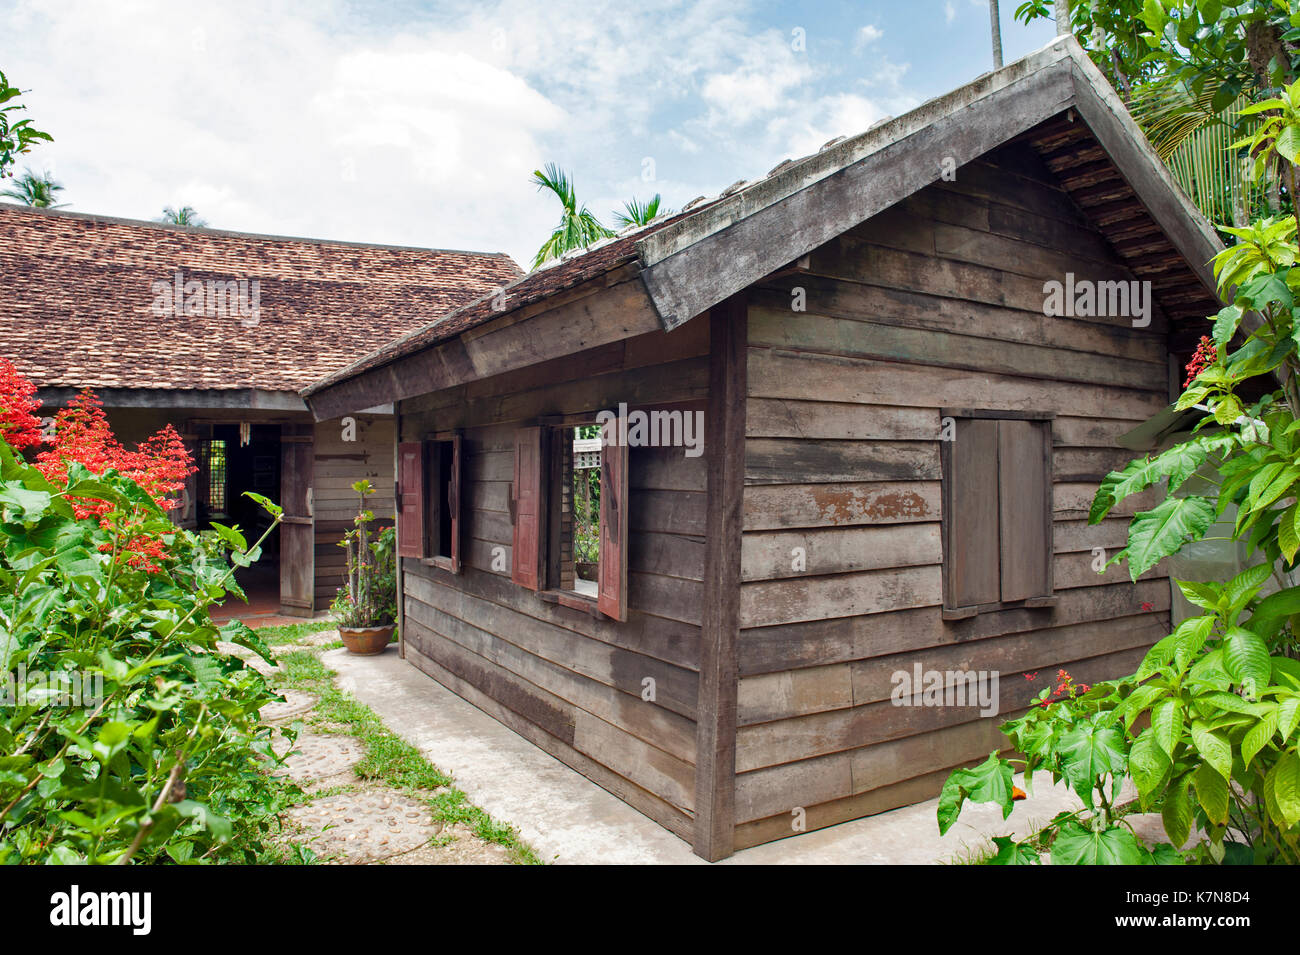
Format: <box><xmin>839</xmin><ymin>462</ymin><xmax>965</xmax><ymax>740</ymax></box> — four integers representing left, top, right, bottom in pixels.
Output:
<box><xmin>304</xmin><ymin>264</ymin><xmax>662</xmax><ymax>421</ymax></box>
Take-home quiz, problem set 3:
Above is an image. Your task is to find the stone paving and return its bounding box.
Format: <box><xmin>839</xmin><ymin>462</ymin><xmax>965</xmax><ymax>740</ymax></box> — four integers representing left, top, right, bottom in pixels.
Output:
<box><xmin>231</xmin><ymin>628</ymin><xmax>515</xmax><ymax>865</ymax></box>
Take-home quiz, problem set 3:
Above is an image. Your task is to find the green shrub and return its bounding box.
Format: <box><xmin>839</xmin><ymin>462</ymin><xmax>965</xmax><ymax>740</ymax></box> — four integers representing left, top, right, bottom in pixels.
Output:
<box><xmin>0</xmin><ymin>436</ymin><xmax>292</xmax><ymax>863</ymax></box>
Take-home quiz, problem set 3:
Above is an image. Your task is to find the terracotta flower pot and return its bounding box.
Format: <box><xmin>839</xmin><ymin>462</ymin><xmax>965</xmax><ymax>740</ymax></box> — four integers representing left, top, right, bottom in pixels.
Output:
<box><xmin>338</xmin><ymin>624</ymin><xmax>395</xmax><ymax>655</ymax></box>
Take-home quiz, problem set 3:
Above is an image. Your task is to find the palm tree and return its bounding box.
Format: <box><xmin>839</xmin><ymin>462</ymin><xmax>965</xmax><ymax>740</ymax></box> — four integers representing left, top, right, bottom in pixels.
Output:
<box><xmin>158</xmin><ymin>205</ymin><xmax>207</xmax><ymax>227</ymax></box>
<box><xmin>613</xmin><ymin>194</ymin><xmax>672</xmax><ymax>229</ymax></box>
<box><xmin>1</xmin><ymin>167</ymin><xmax>66</xmax><ymax>207</ymax></box>
<box><xmin>530</xmin><ymin>164</ymin><xmax>613</xmax><ymax>270</ymax></box>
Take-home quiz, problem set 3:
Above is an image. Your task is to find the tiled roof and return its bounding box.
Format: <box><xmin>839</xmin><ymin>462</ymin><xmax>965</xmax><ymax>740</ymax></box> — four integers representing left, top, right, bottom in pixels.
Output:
<box><xmin>304</xmin><ymin>203</ymin><xmax>718</xmax><ymax>395</ymax></box>
<box><xmin>0</xmin><ymin>203</ymin><xmax>522</xmax><ymax>393</ymax></box>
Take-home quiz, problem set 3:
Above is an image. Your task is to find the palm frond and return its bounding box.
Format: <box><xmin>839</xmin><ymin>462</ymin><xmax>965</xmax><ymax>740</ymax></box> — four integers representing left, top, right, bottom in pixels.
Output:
<box><xmin>613</xmin><ymin>194</ymin><xmax>672</xmax><ymax>229</ymax></box>
<box><xmin>530</xmin><ymin>163</ymin><xmax>613</xmax><ymax>270</ymax></box>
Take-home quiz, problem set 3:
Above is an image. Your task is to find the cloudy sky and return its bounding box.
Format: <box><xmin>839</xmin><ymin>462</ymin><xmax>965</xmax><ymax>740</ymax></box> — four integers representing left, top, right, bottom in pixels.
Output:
<box><xmin>2</xmin><ymin>0</ymin><xmax>1058</xmax><ymax>267</ymax></box>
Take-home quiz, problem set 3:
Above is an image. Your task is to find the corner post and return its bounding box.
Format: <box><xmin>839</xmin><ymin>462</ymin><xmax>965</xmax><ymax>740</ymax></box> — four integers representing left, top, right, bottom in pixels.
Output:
<box><xmin>694</xmin><ymin>295</ymin><xmax>746</xmax><ymax>861</ymax></box>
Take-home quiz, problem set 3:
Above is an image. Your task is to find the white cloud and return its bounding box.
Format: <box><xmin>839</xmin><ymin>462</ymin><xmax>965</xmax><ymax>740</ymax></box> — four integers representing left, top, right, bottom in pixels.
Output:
<box><xmin>0</xmin><ymin>0</ymin><xmax>923</xmax><ymax>265</ymax></box>
<box><xmin>945</xmin><ymin>2</ymin><xmax>958</xmax><ymax>23</ymax></box>
<box><xmin>854</xmin><ymin>25</ymin><xmax>884</xmax><ymax>50</ymax></box>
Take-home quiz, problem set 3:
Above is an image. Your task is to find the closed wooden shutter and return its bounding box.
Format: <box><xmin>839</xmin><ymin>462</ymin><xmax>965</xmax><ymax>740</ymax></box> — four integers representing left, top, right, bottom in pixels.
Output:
<box><xmin>998</xmin><ymin>419</ymin><xmax>1052</xmax><ymax>601</ymax></box>
<box><xmin>597</xmin><ymin>420</ymin><xmax>629</xmax><ymax>622</ymax></box>
<box><xmin>447</xmin><ymin>433</ymin><xmax>462</xmax><ymax>574</ymax></box>
<box><xmin>397</xmin><ymin>441</ymin><xmax>424</xmax><ymax>559</ymax></box>
<box><xmin>947</xmin><ymin>418</ymin><xmax>1001</xmax><ymax>609</ymax></box>
<box><xmin>511</xmin><ymin>427</ymin><xmax>542</xmax><ymax>590</ymax></box>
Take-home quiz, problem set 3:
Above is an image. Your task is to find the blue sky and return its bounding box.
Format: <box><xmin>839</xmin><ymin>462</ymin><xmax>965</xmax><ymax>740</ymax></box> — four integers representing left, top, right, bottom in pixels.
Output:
<box><xmin>2</xmin><ymin>1</ymin><xmax>1059</xmax><ymax>267</ymax></box>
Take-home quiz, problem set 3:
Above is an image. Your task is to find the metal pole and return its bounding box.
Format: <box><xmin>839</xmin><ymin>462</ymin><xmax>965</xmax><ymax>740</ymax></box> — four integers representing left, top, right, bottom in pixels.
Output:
<box><xmin>990</xmin><ymin>0</ymin><xmax>1003</xmax><ymax>68</ymax></box>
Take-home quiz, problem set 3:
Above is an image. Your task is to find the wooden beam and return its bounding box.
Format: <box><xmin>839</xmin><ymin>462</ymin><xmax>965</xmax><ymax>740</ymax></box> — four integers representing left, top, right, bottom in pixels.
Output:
<box><xmin>693</xmin><ymin>296</ymin><xmax>746</xmax><ymax>861</ymax></box>
<box><xmin>636</xmin><ymin>50</ymin><xmax>1076</xmax><ymax>329</ymax></box>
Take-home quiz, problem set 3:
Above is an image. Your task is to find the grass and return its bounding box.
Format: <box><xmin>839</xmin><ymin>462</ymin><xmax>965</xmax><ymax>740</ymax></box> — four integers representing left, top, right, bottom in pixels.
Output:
<box><xmin>255</xmin><ymin>618</ymin><xmax>337</xmax><ymax>646</ymax></box>
<box><xmin>254</xmin><ymin>620</ymin><xmax>541</xmax><ymax>865</ymax></box>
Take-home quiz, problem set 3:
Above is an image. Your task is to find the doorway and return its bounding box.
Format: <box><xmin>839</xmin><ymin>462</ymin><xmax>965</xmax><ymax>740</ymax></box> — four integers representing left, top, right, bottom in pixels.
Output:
<box><xmin>198</xmin><ymin>423</ymin><xmax>282</xmax><ymax>619</ymax></box>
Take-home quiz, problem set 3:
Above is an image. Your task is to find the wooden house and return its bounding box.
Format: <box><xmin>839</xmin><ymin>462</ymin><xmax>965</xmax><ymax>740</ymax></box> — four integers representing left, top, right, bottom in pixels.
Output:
<box><xmin>303</xmin><ymin>37</ymin><xmax>1225</xmax><ymax>860</ymax></box>
<box><xmin>0</xmin><ymin>205</ymin><xmax>520</xmax><ymax>615</ymax></box>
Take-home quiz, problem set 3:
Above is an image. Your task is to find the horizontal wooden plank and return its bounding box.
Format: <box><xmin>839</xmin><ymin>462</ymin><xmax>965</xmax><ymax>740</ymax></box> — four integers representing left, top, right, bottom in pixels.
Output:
<box><xmin>406</xmin><ymin>570</ymin><xmax>699</xmax><ymax>715</ymax></box>
<box><xmin>745</xmin><ymin>437</ymin><xmax>939</xmax><ymax>485</ymax></box>
<box><xmin>405</xmin><ymin>593</ymin><xmax>697</xmax><ymax>761</ymax></box>
<box><xmin>740</xmin><ymin>523</ymin><xmax>942</xmax><ymax>581</ymax></box>
<box><xmin>403</xmin><ymin>563</ymin><xmax>700</xmax><ymax>672</ymax></box>
<box><xmin>735</xmin><ymin>644</ymin><xmax>1149</xmax><ymax>771</ymax></box>
<box><xmin>745</xmin><ymin>398</ymin><xmax>940</xmax><ymax>440</ymax></box>
<box><xmin>737</xmin><ymin>578</ymin><xmax>1171</xmax><ymax>675</ymax></box>
<box><xmin>743</xmin><ymin>481</ymin><xmax>939</xmax><ymax>531</ymax></box>
<box><xmin>748</xmin><ymin>349</ymin><xmax>1166</xmax><ymax>421</ymax></box>
<box><xmin>739</xmin><ymin>564</ymin><xmax>941</xmax><ymax>629</ymax></box>
<box><xmin>403</xmin><ymin>641</ymin><xmax>695</xmax><ymax>842</ymax></box>
<box><xmin>748</xmin><ymin>308</ymin><xmax>1163</xmax><ymax>391</ymax></box>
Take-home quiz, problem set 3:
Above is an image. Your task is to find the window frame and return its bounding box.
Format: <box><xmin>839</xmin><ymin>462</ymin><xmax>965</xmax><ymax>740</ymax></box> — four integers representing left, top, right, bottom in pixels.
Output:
<box><xmin>510</xmin><ymin>412</ymin><xmax>629</xmax><ymax>622</ymax></box>
<box><xmin>395</xmin><ymin>431</ymin><xmax>463</xmax><ymax>573</ymax></box>
<box><xmin>939</xmin><ymin>408</ymin><xmax>1056</xmax><ymax>620</ymax></box>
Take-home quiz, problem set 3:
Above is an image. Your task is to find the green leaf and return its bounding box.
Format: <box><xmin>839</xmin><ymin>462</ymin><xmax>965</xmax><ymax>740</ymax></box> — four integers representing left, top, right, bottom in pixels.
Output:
<box><xmin>1194</xmin><ymin>761</ymin><xmax>1230</xmax><ymax>825</ymax></box>
<box><xmin>1058</xmin><ymin>720</ymin><xmax>1127</xmax><ymax>804</ymax></box>
<box><xmin>1264</xmin><ymin>752</ymin><xmax>1300</xmax><ymax>828</ymax></box>
<box><xmin>986</xmin><ymin>835</ymin><xmax>1040</xmax><ymax>865</ymax></box>
<box><xmin>1122</xmin><ymin>496</ymin><xmax>1216</xmax><ymax>580</ymax></box>
<box><xmin>1162</xmin><ymin>777</ymin><xmax>1193</xmax><ymax>847</ymax></box>
<box><xmin>1222</xmin><ymin>627</ymin><xmax>1272</xmax><ymax>694</ymax></box>
<box><xmin>1051</xmin><ymin>821</ymin><xmax>1148</xmax><ymax>865</ymax></box>
<box><xmin>1190</xmin><ymin>720</ymin><xmax>1233</xmax><ymax>780</ymax></box>
<box><xmin>1151</xmin><ymin>697</ymin><xmax>1185</xmax><ymax>755</ymax></box>
<box><xmin>1130</xmin><ymin>729</ymin><xmax>1172</xmax><ymax>800</ymax></box>
<box><xmin>936</xmin><ymin>752</ymin><xmax>1015</xmax><ymax>835</ymax></box>
<box><xmin>1212</xmin><ymin>303</ymin><xmax>1242</xmax><ymax>345</ymax></box>
<box><xmin>1242</xmin><ymin>706</ymin><xmax>1279</xmax><ymax>770</ymax></box>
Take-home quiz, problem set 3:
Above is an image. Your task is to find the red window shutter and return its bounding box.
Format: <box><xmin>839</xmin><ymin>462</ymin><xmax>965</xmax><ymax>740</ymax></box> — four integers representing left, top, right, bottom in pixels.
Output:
<box><xmin>397</xmin><ymin>442</ymin><xmax>424</xmax><ymax>559</ymax></box>
<box><xmin>597</xmin><ymin>418</ymin><xmax>629</xmax><ymax>621</ymax></box>
<box><xmin>447</xmin><ymin>433</ymin><xmax>462</xmax><ymax>574</ymax></box>
<box><xmin>511</xmin><ymin>427</ymin><xmax>542</xmax><ymax>590</ymax></box>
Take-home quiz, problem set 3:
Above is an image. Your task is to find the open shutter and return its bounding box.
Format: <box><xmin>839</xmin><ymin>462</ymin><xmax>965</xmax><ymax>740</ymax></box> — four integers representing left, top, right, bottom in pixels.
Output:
<box><xmin>597</xmin><ymin>417</ymin><xmax>629</xmax><ymax>621</ymax></box>
<box><xmin>997</xmin><ymin>419</ymin><xmax>1052</xmax><ymax>602</ymax></box>
<box><xmin>447</xmin><ymin>433</ymin><xmax>462</xmax><ymax>574</ymax></box>
<box><xmin>946</xmin><ymin>418</ymin><xmax>1000</xmax><ymax>609</ymax></box>
<box><xmin>511</xmin><ymin>427</ymin><xmax>542</xmax><ymax>590</ymax></box>
<box><xmin>397</xmin><ymin>441</ymin><xmax>424</xmax><ymax>559</ymax></box>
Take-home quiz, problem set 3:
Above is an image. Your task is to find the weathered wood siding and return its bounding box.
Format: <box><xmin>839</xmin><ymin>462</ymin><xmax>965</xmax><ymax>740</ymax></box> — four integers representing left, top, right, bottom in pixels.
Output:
<box><xmin>313</xmin><ymin>414</ymin><xmax>395</xmax><ymax>609</ymax></box>
<box><xmin>733</xmin><ymin>143</ymin><xmax>1173</xmax><ymax>849</ymax></box>
<box><xmin>396</xmin><ymin>320</ymin><xmax>711</xmax><ymax>839</ymax></box>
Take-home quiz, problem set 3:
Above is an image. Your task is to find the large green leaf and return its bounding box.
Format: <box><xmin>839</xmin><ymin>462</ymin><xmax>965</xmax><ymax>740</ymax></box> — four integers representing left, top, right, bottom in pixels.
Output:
<box><xmin>1051</xmin><ymin>821</ymin><xmax>1148</xmax><ymax>865</ymax></box>
<box><xmin>936</xmin><ymin>752</ymin><xmax>1014</xmax><ymax>835</ymax></box>
<box><xmin>1130</xmin><ymin>728</ymin><xmax>1172</xmax><ymax>800</ymax></box>
<box><xmin>1190</xmin><ymin>720</ymin><xmax>1233</xmax><ymax>780</ymax></box>
<box><xmin>1122</xmin><ymin>496</ymin><xmax>1216</xmax><ymax>580</ymax></box>
<box><xmin>1194</xmin><ymin>761</ymin><xmax>1231</xmax><ymax>825</ymax></box>
<box><xmin>1222</xmin><ymin>627</ymin><xmax>1272</xmax><ymax>694</ymax></box>
<box><xmin>1058</xmin><ymin>721</ymin><xmax>1127</xmax><ymax>804</ymax></box>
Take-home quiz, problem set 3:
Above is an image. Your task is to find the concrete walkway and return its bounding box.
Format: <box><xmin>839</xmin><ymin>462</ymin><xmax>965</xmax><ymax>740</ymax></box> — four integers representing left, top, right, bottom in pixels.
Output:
<box><xmin>326</xmin><ymin>647</ymin><xmax>1118</xmax><ymax>865</ymax></box>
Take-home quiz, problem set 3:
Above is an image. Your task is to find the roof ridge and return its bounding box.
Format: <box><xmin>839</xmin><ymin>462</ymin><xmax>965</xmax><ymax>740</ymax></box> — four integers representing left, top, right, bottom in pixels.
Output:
<box><xmin>0</xmin><ymin>201</ymin><xmax>519</xmax><ymax>262</ymax></box>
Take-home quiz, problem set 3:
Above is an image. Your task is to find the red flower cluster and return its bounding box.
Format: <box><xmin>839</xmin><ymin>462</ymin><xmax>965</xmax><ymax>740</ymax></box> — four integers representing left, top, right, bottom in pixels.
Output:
<box><xmin>0</xmin><ymin>370</ymin><xmax>197</xmax><ymax>572</ymax></box>
<box><xmin>1183</xmin><ymin>336</ymin><xmax>1217</xmax><ymax>389</ymax></box>
<box><xmin>34</xmin><ymin>391</ymin><xmax>194</xmax><ymax>519</ymax></box>
<box><xmin>0</xmin><ymin>357</ymin><xmax>43</xmax><ymax>451</ymax></box>
<box><xmin>1039</xmin><ymin>668</ymin><xmax>1089</xmax><ymax>708</ymax></box>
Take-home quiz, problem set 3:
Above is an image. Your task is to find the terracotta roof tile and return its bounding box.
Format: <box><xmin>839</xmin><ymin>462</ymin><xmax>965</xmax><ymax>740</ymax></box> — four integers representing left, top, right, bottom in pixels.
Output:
<box><xmin>0</xmin><ymin>203</ymin><xmax>522</xmax><ymax>393</ymax></box>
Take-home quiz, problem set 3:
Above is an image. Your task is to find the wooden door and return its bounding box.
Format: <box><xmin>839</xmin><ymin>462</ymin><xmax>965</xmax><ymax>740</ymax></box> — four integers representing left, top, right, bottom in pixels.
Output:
<box><xmin>280</xmin><ymin>425</ymin><xmax>315</xmax><ymax>617</ymax></box>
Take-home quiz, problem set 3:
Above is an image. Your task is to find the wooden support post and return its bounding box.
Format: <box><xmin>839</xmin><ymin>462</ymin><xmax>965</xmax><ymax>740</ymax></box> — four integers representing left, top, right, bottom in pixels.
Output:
<box><xmin>693</xmin><ymin>296</ymin><xmax>746</xmax><ymax>861</ymax></box>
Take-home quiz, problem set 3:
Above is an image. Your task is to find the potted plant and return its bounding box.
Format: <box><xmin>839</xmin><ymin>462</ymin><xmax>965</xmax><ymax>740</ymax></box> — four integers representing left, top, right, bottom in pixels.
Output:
<box><xmin>331</xmin><ymin>479</ymin><xmax>398</xmax><ymax>654</ymax></box>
